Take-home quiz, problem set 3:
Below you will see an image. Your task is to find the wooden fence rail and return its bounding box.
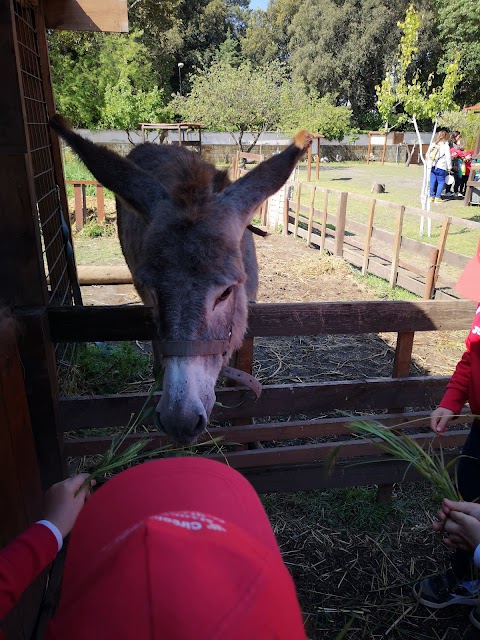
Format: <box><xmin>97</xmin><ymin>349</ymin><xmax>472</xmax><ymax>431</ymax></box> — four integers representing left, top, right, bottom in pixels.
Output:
<box><xmin>284</xmin><ymin>185</ymin><xmax>480</xmax><ymax>300</ymax></box>
<box><xmin>65</xmin><ymin>180</ymin><xmax>104</xmax><ymax>231</ymax></box>
<box><xmin>43</xmin><ymin>299</ymin><xmax>476</xmax><ymax>493</ymax></box>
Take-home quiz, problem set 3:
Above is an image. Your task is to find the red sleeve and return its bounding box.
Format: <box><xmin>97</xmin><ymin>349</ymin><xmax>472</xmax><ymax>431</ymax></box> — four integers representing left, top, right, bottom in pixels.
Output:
<box><xmin>440</xmin><ymin>349</ymin><xmax>471</xmax><ymax>415</ymax></box>
<box><xmin>0</xmin><ymin>524</ymin><xmax>58</xmax><ymax>620</ymax></box>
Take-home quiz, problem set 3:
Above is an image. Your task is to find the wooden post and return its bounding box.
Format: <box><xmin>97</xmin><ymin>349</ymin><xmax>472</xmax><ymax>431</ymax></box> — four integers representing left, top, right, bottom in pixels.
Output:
<box><xmin>334</xmin><ymin>192</ymin><xmax>348</xmax><ymax>257</ymax></box>
<box><xmin>227</xmin><ymin>338</ymin><xmax>255</xmax><ymax>446</ymax></box>
<box><xmin>367</xmin><ymin>133</ymin><xmax>372</xmax><ymax>164</ymax></box>
<box><xmin>377</xmin><ymin>329</ymin><xmax>415</xmax><ymax>503</ymax></box>
<box><xmin>381</xmin><ymin>133</ymin><xmax>388</xmax><ymax>165</ymax></box>
<box><xmin>282</xmin><ymin>191</ymin><xmax>290</xmax><ymax>236</ymax></box>
<box><xmin>82</xmin><ymin>183</ymin><xmax>87</xmax><ymax>224</ymax></box>
<box><xmin>432</xmin><ymin>217</ymin><xmax>450</xmax><ymax>290</ymax></box>
<box><xmin>96</xmin><ymin>184</ymin><xmax>105</xmax><ymax>222</ymax></box>
<box><xmin>74</xmin><ymin>183</ymin><xmax>83</xmax><ymax>231</ymax></box>
<box><xmin>315</xmin><ymin>137</ymin><xmax>321</xmax><ymax>180</ymax></box>
<box><xmin>424</xmin><ymin>248</ymin><xmax>439</xmax><ymax>300</ymax></box>
<box><xmin>362</xmin><ymin>199</ymin><xmax>376</xmax><ymax>275</ymax></box>
<box><xmin>294</xmin><ymin>183</ymin><xmax>302</xmax><ymax>238</ymax></box>
<box><xmin>320</xmin><ymin>189</ymin><xmax>328</xmax><ymax>254</ymax></box>
<box><xmin>307</xmin><ymin>144</ymin><xmax>312</xmax><ymax>181</ymax></box>
<box><xmin>0</xmin><ymin>314</ymin><xmax>46</xmax><ymax>640</ymax></box>
<box><xmin>16</xmin><ymin>309</ymin><xmax>65</xmax><ymax>490</ymax></box>
<box><xmin>307</xmin><ymin>186</ymin><xmax>316</xmax><ymax>247</ymax></box>
<box><xmin>389</xmin><ymin>205</ymin><xmax>405</xmax><ymax>288</ymax></box>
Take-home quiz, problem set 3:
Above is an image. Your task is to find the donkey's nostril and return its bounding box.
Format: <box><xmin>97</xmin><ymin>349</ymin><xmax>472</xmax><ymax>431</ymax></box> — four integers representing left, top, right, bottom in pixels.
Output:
<box><xmin>193</xmin><ymin>414</ymin><xmax>207</xmax><ymax>435</ymax></box>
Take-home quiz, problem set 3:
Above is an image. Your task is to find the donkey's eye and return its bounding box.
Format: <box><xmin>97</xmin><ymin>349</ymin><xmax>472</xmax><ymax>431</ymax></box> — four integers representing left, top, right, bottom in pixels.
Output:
<box><xmin>216</xmin><ymin>286</ymin><xmax>233</xmax><ymax>305</ymax></box>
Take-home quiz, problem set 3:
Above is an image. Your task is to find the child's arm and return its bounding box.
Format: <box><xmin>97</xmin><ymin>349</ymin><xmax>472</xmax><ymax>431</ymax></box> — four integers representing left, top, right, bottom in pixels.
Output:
<box><xmin>0</xmin><ymin>474</ymin><xmax>91</xmax><ymax>620</ymax></box>
<box><xmin>430</xmin><ymin>350</ymin><xmax>471</xmax><ymax>434</ymax></box>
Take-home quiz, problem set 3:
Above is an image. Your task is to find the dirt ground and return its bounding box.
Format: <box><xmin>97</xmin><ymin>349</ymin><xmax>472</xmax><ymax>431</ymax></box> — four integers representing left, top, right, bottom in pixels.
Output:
<box><xmin>76</xmin><ymin>230</ymin><xmax>474</xmax><ymax>640</ymax></box>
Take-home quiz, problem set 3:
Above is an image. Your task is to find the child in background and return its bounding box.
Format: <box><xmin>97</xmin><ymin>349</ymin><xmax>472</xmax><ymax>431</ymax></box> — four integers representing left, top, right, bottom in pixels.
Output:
<box><xmin>413</xmin><ymin>239</ymin><xmax>480</xmax><ymax>619</ymax></box>
<box><xmin>429</xmin><ymin>130</ymin><xmax>452</xmax><ymax>203</ymax></box>
<box><xmin>461</xmin><ymin>152</ymin><xmax>474</xmax><ymax>196</ymax></box>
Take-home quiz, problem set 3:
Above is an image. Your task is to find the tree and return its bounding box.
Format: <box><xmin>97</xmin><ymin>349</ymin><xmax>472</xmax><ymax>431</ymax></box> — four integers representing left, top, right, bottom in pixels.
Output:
<box><xmin>240</xmin><ymin>0</ymin><xmax>299</xmax><ymax>67</ymax></box>
<box><xmin>438</xmin><ymin>111</ymin><xmax>480</xmax><ymax>149</ymax></box>
<box><xmin>435</xmin><ymin>0</ymin><xmax>480</xmax><ymax>106</ymax></box>
<box><xmin>287</xmin><ymin>0</ymin><xmax>438</xmax><ymax>126</ymax></box>
<box><xmin>278</xmin><ymin>82</ymin><xmax>352</xmax><ymax>140</ymax></box>
<box><xmin>172</xmin><ymin>60</ymin><xmax>285</xmax><ymax>151</ymax></box>
<box><xmin>128</xmin><ymin>0</ymin><xmax>250</xmax><ymax>94</ymax></box>
<box><xmin>48</xmin><ymin>31</ymin><xmax>173</xmax><ymax>130</ymax></box>
<box><xmin>376</xmin><ymin>4</ymin><xmax>461</xmax><ymax>218</ymax></box>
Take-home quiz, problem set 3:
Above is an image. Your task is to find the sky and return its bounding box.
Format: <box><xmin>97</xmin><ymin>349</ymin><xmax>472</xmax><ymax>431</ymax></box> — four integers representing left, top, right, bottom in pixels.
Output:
<box><xmin>249</xmin><ymin>0</ymin><xmax>269</xmax><ymax>10</ymax></box>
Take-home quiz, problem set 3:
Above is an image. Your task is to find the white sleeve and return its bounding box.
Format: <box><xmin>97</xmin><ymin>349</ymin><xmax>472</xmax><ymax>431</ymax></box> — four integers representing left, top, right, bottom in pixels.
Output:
<box><xmin>36</xmin><ymin>520</ymin><xmax>63</xmax><ymax>552</ymax></box>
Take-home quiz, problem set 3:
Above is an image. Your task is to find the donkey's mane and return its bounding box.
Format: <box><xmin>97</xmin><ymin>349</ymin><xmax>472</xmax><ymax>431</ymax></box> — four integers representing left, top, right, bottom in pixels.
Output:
<box><xmin>127</xmin><ymin>143</ymin><xmax>231</xmax><ymax>219</ymax></box>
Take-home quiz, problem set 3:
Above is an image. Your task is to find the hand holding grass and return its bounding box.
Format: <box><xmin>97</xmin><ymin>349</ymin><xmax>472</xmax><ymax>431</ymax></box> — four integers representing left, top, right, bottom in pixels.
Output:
<box><xmin>434</xmin><ymin>499</ymin><xmax>480</xmax><ymax>551</ymax></box>
<box><xmin>430</xmin><ymin>407</ymin><xmax>455</xmax><ymax>435</ymax></box>
<box><xmin>42</xmin><ymin>474</ymin><xmax>94</xmax><ymax>538</ymax></box>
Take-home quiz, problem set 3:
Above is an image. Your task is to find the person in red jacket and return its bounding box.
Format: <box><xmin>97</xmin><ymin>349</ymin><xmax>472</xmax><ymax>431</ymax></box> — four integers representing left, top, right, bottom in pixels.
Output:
<box><xmin>414</xmin><ymin>239</ymin><xmax>480</xmax><ymax>611</ymax></box>
<box><xmin>1</xmin><ymin>457</ymin><xmax>307</xmax><ymax>640</ymax></box>
<box><xmin>0</xmin><ymin>474</ymin><xmax>92</xmax><ymax>622</ymax></box>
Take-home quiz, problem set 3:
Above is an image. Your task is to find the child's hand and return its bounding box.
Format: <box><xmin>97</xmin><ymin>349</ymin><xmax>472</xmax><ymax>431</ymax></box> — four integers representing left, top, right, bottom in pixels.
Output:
<box><xmin>430</xmin><ymin>407</ymin><xmax>454</xmax><ymax>435</ymax></box>
<box><xmin>42</xmin><ymin>474</ymin><xmax>94</xmax><ymax>539</ymax></box>
<box><xmin>433</xmin><ymin>499</ymin><xmax>480</xmax><ymax>550</ymax></box>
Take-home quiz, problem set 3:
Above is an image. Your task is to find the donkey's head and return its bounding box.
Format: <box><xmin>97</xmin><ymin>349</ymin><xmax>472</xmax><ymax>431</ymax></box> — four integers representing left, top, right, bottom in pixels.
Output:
<box><xmin>50</xmin><ymin>115</ymin><xmax>312</xmax><ymax>443</ymax></box>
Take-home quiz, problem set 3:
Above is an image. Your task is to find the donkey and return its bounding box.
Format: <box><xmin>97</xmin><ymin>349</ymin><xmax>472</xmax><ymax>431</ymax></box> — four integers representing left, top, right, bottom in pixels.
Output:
<box><xmin>50</xmin><ymin>115</ymin><xmax>312</xmax><ymax>444</ymax></box>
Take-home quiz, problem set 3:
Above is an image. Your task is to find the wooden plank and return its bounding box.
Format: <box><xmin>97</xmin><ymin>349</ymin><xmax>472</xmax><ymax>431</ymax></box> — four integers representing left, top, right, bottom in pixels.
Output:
<box><xmin>320</xmin><ymin>190</ymin><xmax>328</xmax><ymax>253</ymax></box>
<box><xmin>96</xmin><ymin>185</ymin><xmax>105</xmax><ymax>222</ymax></box>
<box><xmin>64</xmin><ymin>409</ymin><xmax>452</xmax><ymax>454</ymax></box>
<box><xmin>212</xmin><ymin>430</ymin><xmax>468</xmax><ymax>470</ymax></box>
<box><xmin>282</xmin><ymin>199</ymin><xmax>289</xmax><ymax>236</ymax></box>
<box><xmin>0</xmin><ymin>156</ymin><xmax>49</xmax><ymax>306</ymax></box>
<box><xmin>241</xmin><ymin>454</ymin><xmax>460</xmax><ymax>494</ymax></box>
<box><xmin>65</xmin><ymin>180</ymin><xmax>101</xmax><ymax>185</ymax></box>
<box><xmin>44</xmin><ymin>0</ymin><xmax>129</xmax><ymax>32</ymax></box>
<box><xmin>424</xmin><ymin>249</ymin><xmax>439</xmax><ymax>300</ymax></box>
<box><xmin>73</xmin><ymin>183</ymin><xmax>83</xmax><ymax>231</ymax></box>
<box><xmin>0</xmin><ymin>315</ymin><xmax>42</xmax><ymax>545</ymax></box>
<box><xmin>334</xmin><ymin>192</ymin><xmax>348</xmax><ymax>256</ymax></box>
<box><xmin>306</xmin><ymin>186</ymin><xmax>316</xmax><ymax>246</ymax></box>
<box><xmin>0</xmin><ymin>5</ymin><xmax>48</xmax><ymax>306</ymax></box>
<box><xmin>362</xmin><ymin>199</ymin><xmax>376</xmax><ymax>275</ymax></box>
<box><xmin>0</xmin><ymin>0</ymin><xmax>28</xmax><ymax>154</ymax></box>
<box><xmin>389</xmin><ymin>205</ymin><xmax>405</xmax><ymax>287</ymax></box>
<box><xmin>294</xmin><ymin>184</ymin><xmax>302</xmax><ymax>238</ymax></box>
<box><xmin>47</xmin><ymin>299</ymin><xmax>477</xmax><ymax>343</ymax></box>
<box><xmin>16</xmin><ymin>309</ymin><xmax>65</xmax><ymax>490</ymax></box>
<box><xmin>59</xmin><ymin>375</ymin><xmax>450</xmax><ymax>430</ymax></box>
<box><xmin>433</xmin><ymin>217</ymin><xmax>451</xmax><ymax>290</ymax></box>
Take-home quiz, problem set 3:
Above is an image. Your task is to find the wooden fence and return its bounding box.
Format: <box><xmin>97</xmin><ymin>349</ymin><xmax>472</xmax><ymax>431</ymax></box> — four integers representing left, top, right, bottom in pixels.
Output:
<box><xmin>48</xmin><ymin>298</ymin><xmax>476</xmax><ymax>494</ymax></box>
<box><xmin>66</xmin><ymin>180</ymin><xmax>105</xmax><ymax>231</ymax></box>
<box><xmin>284</xmin><ymin>184</ymin><xmax>480</xmax><ymax>300</ymax></box>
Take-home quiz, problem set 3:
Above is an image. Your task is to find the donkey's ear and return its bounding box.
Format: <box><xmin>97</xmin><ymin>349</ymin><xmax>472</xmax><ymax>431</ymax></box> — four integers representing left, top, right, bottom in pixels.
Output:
<box><xmin>220</xmin><ymin>130</ymin><xmax>312</xmax><ymax>227</ymax></box>
<box><xmin>49</xmin><ymin>114</ymin><xmax>170</xmax><ymax>221</ymax></box>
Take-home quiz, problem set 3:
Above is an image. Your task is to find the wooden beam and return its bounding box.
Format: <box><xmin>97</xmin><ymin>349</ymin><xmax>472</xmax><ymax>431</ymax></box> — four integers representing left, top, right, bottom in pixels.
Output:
<box><xmin>44</xmin><ymin>0</ymin><xmax>129</xmax><ymax>32</ymax></box>
<box><xmin>59</xmin><ymin>375</ymin><xmax>450</xmax><ymax>431</ymax></box>
<box><xmin>47</xmin><ymin>299</ymin><xmax>477</xmax><ymax>343</ymax></box>
<box><xmin>64</xmin><ymin>409</ymin><xmax>456</xmax><ymax>455</ymax></box>
<box><xmin>240</xmin><ymin>453</ymin><xmax>460</xmax><ymax>494</ymax></box>
<box><xmin>16</xmin><ymin>309</ymin><xmax>65</xmax><ymax>490</ymax></box>
<box><xmin>0</xmin><ymin>315</ymin><xmax>42</xmax><ymax>545</ymax></box>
